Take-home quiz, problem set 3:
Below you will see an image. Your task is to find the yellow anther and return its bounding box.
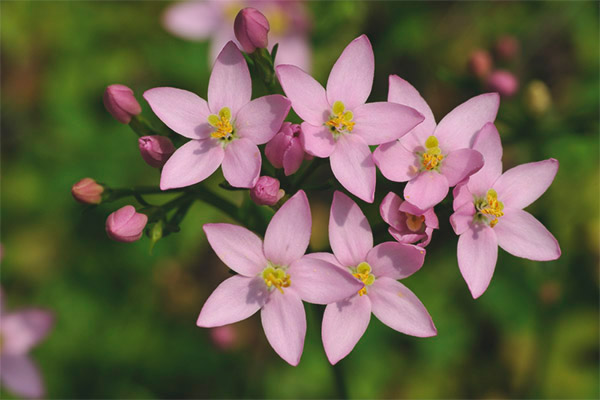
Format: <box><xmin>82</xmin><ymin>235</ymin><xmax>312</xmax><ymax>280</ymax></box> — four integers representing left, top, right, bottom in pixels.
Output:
<box><xmin>262</xmin><ymin>265</ymin><xmax>291</xmax><ymax>294</ymax></box>
<box><xmin>352</xmin><ymin>262</ymin><xmax>376</xmax><ymax>296</ymax></box>
<box><xmin>332</xmin><ymin>100</ymin><xmax>345</xmax><ymax>115</ymax></box>
<box><xmin>477</xmin><ymin>188</ymin><xmax>505</xmax><ymax>227</ymax></box>
<box><xmin>208</xmin><ymin>107</ymin><xmax>234</xmax><ymax>139</ymax></box>
<box><xmin>405</xmin><ymin>213</ymin><xmax>425</xmax><ymax>232</ymax></box>
<box><xmin>425</xmin><ymin>136</ymin><xmax>439</xmax><ymax>149</ymax></box>
<box><xmin>421</xmin><ymin>136</ymin><xmax>444</xmax><ymax>170</ymax></box>
<box><xmin>326</xmin><ymin>101</ymin><xmax>355</xmax><ymax>134</ymax></box>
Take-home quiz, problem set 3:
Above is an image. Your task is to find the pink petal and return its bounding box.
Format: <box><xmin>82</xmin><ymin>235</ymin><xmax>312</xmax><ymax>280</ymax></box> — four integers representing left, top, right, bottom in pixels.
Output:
<box><xmin>322</xmin><ymin>294</ymin><xmax>371</xmax><ymax>365</ymax></box>
<box><xmin>450</xmin><ymin>202</ymin><xmax>476</xmax><ymax>235</ymax></box>
<box><xmin>162</xmin><ymin>1</ymin><xmax>221</xmax><ymax>40</ymax></box>
<box><xmin>494</xmin><ymin>209</ymin><xmax>561</xmax><ymax>261</ymax></box>
<box><xmin>0</xmin><ymin>355</ymin><xmax>44</xmax><ymax>398</ymax></box>
<box><xmin>404</xmin><ymin>171</ymin><xmax>449</xmax><ymax>210</ymax></box>
<box><xmin>208</xmin><ymin>41</ymin><xmax>251</xmax><ymax>116</ymax></box>
<box><xmin>0</xmin><ymin>310</ymin><xmax>53</xmax><ymax>355</ymax></box>
<box><xmin>203</xmin><ymin>223</ymin><xmax>267</xmax><ymax>277</ymax></box>
<box><xmin>222</xmin><ymin>138</ymin><xmax>261</xmax><ymax>188</ymax></box>
<box><xmin>276</xmin><ymin>65</ymin><xmax>329</xmax><ymax>125</ymax></box>
<box><xmin>367</xmin><ymin>242</ymin><xmax>426</xmax><ymax>280</ymax></box>
<box><xmin>160</xmin><ymin>139</ymin><xmax>224</xmax><ymax>190</ymax></box>
<box><xmin>352</xmin><ymin>102</ymin><xmax>424</xmax><ymax>145</ymax></box>
<box><xmin>493</xmin><ymin>159</ymin><xmax>559</xmax><ymax>210</ymax></box>
<box><xmin>369</xmin><ymin>277</ymin><xmax>437</xmax><ymax>337</ymax></box>
<box><xmin>434</xmin><ymin>93</ymin><xmax>500</xmax><ymax>153</ymax></box>
<box><xmin>441</xmin><ymin>148</ymin><xmax>484</xmax><ymax>187</ymax></box>
<box><xmin>467</xmin><ymin>122</ymin><xmax>503</xmax><ymax>196</ymax></box>
<box><xmin>330</xmin><ymin>135</ymin><xmax>376</xmax><ymax>203</ymax></box>
<box><xmin>209</xmin><ymin>27</ymin><xmax>236</xmax><ymax>65</ymax></box>
<box><xmin>261</xmin><ymin>289</ymin><xmax>306</xmax><ymax>366</ymax></box>
<box><xmin>304</xmin><ymin>252</ymin><xmax>344</xmax><ymax>268</ymax></box>
<box><xmin>300</xmin><ymin>122</ymin><xmax>336</xmax><ymax>158</ymax></box>
<box><xmin>379</xmin><ymin>192</ymin><xmax>404</xmax><ymax>231</ymax></box>
<box><xmin>264</xmin><ymin>190</ymin><xmax>311</xmax><ymax>266</ymax></box>
<box><xmin>457</xmin><ymin>225</ymin><xmax>498</xmax><ymax>299</ymax></box>
<box><xmin>329</xmin><ymin>191</ymin><xmax>373</xmax><ymax>267</ymax></box>
<box><xmin>452</xmin><ymin>181</ymin><xmax>472</xmax><ymax>210</ymax></box>
<box><xmin>283</xmin><ymin>139</ymin><xmax>305</xmax><ymax>176</ymax></box>
<box><xmin>235</xmin><ymin>95</ymin><xmax>291</xmax><ymax>145</ymax></box>
<box><xmin>326</xmin><ymin>35</ymin><xmax>374</xmax><ymax>110</ymax></box>
<box><xmin>388</xmin><ymin>228</ymin><xmax>427</xmax><ymax>246</ymax></box>
<box><xmin>398</xmin><ymin>201</ymin><xmax>439</xmax><ymax>229</ymax></box>
<box><xmin>373</xmin><ymin>141</ymin><xmax>420</xmax><ymax>182</ymax></box>
<box><xmin>143</xmin><ymin>87</ymin><xmax>212</xmax><ymax>140</ymax></box>
<box><xmin>288</xmin><ymin>256</ymin><xmax>363</xmax><ymax>304</ymax></box>
<box><xmin>197</xmin><ymin>275</ymin><xmax>268</xmax><ymax>327</ymax></box>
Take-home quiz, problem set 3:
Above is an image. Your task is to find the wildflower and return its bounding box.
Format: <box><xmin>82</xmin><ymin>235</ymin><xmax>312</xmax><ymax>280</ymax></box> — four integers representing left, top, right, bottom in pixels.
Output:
<box><xmin>138</xmin><ymin>135</ymin><xmax>176</xmax><ymax>168</ymax></box>
<box><xmin>71</xmin><ymin>178</ymin><xmax>104</xmax><ymax>205</ymax></box>
<box><xmin>380</xmin><ymin>191</ymin><xmax>438</xmax><ymax>247</ymax></box>
<box><xmin>487</xmin><ymin>70</ymin><xmax>519</xmax><ymax>97</ymax></box>
<box><xmin>276</xmin><ymin>36</ymin><xmax>424</xmax><ymax>202</ymax></box>
<box><xmin>374</xmin><ymin>75</ymin><xmax>499</xmax><ymax>210</ymax></box>
<box><xmin>197</xmin><ymin>191</ymin><xmax>362</xmax><ymax>365</ymax></box>
<box><xmin>468</xmin><ymin>49</ymin><xmax>493</xmax><ymax>79</ymax></box>
<box><xmin>250</xmin><ymin>176</ymin><xmax>285</xmax><ymax>206</ymax></box>
<box><xmin>105</xmin><ymin>205</ymin><xmax>148</xmax><ymax>243</ymax></box>
<box><xmin>103</xmin><ymin>84</ymin><xmax>142</xmax><ymax>124</ymax></box>
<box><xmin>234</xmin><ymin>8</ymin><xmax>270</xmax><ymax>53</ymax></box>
<box><xmin>144</xmin><ymin>42</ymin><xmax>291</xmax><ymax>189</ymax></box>
<box><xmin>265</xmin><ymin>122</ymin><xmax>307</xmax><ymax>176</ymax></box>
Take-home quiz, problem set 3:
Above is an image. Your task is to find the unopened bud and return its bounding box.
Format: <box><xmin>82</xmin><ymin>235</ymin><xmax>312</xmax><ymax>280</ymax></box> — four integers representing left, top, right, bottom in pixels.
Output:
<box><xmin>495</xmin><ymin>35</ymin><xmax>520</xmax><ymax>61</ymax></box>
<box><xmin>265</xmin><ymin>122</ymin><xmax>305</xmax><ymax>176</ymax></box>
<box><xmin>210</xmin><ymin>326</ymin><xmax>237</xmax><ymax>351</ymax></box>
<box><xmin>234</xmin><ymin>8</ymin><xmax>270</xmax><ymax>53</ymax></box>
<box><xmin>138</xmin><ymin>135</ymin><xmax>176</xmax><ymax>168</ymax></box>
<box><xmin>72</xmin><ymin>178</ymin><xmax>104</xmax><ymax>204</ymax></box>
<box><xmin>250</xmin><ymin>176</ymin><xmax>284</xmax><ymax>206</ymax></box>
<box><xmin>468</xmin><ymin>50</ymin><xmax>492</xmax><ymax>79</ymax></box>
<box><xmin>106</xmin><ymin>205</ymin><xmax>148</xmax><ymax>243</ymax></box>
<box><xmin>487</xmin><ymin>70</ymin><xmax>519</xmax><ymax>97</ymax></box>
<box><xmin>524</xmin><ymin>80</ymin><xmax>552</xmax><ymax>116</ymax></box>
<box><xmin>103</xmin><ymin>84</ymin><xmax>142</xmax><ymax>124</ymax></box>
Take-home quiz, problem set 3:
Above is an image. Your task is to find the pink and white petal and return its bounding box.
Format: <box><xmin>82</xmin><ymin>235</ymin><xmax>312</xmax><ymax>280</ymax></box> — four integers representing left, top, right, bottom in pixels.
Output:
<box><xmin>330</xmin><ymin>135</ymin><xmax>376</xmax><ymax>203</ymax></box>
<box><xmin>441</xmin><ymin>149</ymin><xmax>484</xmax><ymax>187</ymax></box>
<box><xmin>288</xmin><ymin>256</ymin><xmax>363</xmax><ymax>304</ymax></box>
<box><xmin>276</xmin><ymin>65</ymin><xmax>329</xmax><ymax>125</ymax></box>
<box><xmin>264</xmin><ymin>190</ymin><xmax>311</xmax><ymax>266</ymax></box>
<box><xmin>450</xmin><ymin>202</ymin><xmax>476</xmax><ymax>235</ymax></box>
<box><xmin>389</xmin><ymin>228</ymin><xmax>426</xmax><ymax>246</ymax></box>
<box><xmin>494</xmin><ymin>209</ymin><xmax>561</xmax><ymax>261</ymax></box>
<box><xmin>222</xmin><ymin>138</ymin><xmax>261</xmax><ymax>188</ymax></box>
<box><xmin>261</xmin><ymin>288</ymin><xmax>306</xmax><ymax>366</ymax></box>
<box><xmin>404</xmin><ymin>171</ymin><xmax>449</xmax><ymax>210</ymax></box>
<box><xmin>326</xmin><ymin>35</ymin><xmax>374</xmax><ymax>110</ymax></box>
<box><xmin>0</xmin><ymin>355</ymin><xmax>44</xmax><ymax>399</ymax></box>
<box><xmin>424</xmin><ymin>208</ymin><xmax>439</xmax><ymax>229</ymax></box>
<box><xmin>398</xmin><ymin>199</ymin><xmax>428</xmax><ymax>217</ymax></box>
<box><xmin>367</xmin><ymin>242</ymin><xmax>426</xmax><ymax>280</ymax></box>
<box><xmin>304</xmin><ymin>252</ymin><xmax>344</xmax><ymax>268</ymax></box>
<box><xmin>235</xmin><ymin>95</ymin><xmax>291</xmax><ymax>145</ymax></box>
<box><xmin>208</xmin><ymin>41</ymin><xmax>251</xmax><ymax>116</ymax></box>
<box><xmin>453</xmin><ymin>181</ymin><xmax>472</xmax><ymax>211</ymax></box>
<box><xmin>379</xmin><ymin>192</ymin><xmax>404</xmax><ymax>230</ymax></box>
<box><xmin>197</xmin><ymin>275</ymin><xmax>268</xmax><ymax>327</ymax></box>
<box><xmin>468</xmin><ymin>122</ymin><xmax>503</xmax><ymax>195</ymax></box>
<box><xmin>143</xmin><ymin>87</ymin><xmax>212</xmax><ymax>140</ymax></box>
<box><xmin>203</xmin><ymin>224</ymin><xmax>267</xmax><ymax>277</ymax></box>
<box><xmin>300</xmin><ymin>122</ymin><xmax>336</xmax><ymax>158</ymax></box>
<box><xmin>209</xmin><ymin>27</ymin><xmax>237</xmax><ymax>65</ymax></box>
<box><xmin>352</xmin><ymin>102</ymin><xmax>425</xmax><ymax>145</ymax></box>
<box><xmin>160</xmin><ymin>139</ymin><xmax>224</xmax><ymax>190</ymax></box>
<box><xmin>457</xmin><ymin>225</ymin><xmax>498</xmax><ymax>299</ymax></box>
<box><xmin>322</xmin><ymin>294</ymin><xmax>371</xmax><ymax>365</ymax></box>
<box><xmin>434</xmin><ymin>93</ymin><xmax>500</xmax><ymax>153</ymax></box>
<box><xmin>162</xmin><ymin>1</ymin><xmax>221</xmax><ymax>40</ymax></box>
<box><xmin>373</xmin><ymin>141</ymin><xmax>420</xmax><ymax>183</ymax></box>
<box><xmin>493</xmin><ymin>159</ymin><xmax>559</xmax><ymax>210</ymax></box>
<box><xmin>0</xmin><ymin>310</ymin><xmax>53</xmax><ymax>355</ymax></box>
<box><xmin>369</xmin><ymin>277</ymin><xmax>437</xmax><ymax>337</ymax></box>
<box><xmin>388</xmin><ymin>75</ymin><xmax>437</xmax><ymax>141</ymax></box>
<box><xmin>283</xmin><ymin>140</ymin><xmax>305</xmax><ymax>176</ymax></box>
<box><xmin>274</xmin><ymin>35</ymin><xmax>312</xmax><ymax>72</ymax></box>
<box><xmin>421</xmin><ymin>227</ymin><xmax>435</xmax><ymax>247</ymax></box>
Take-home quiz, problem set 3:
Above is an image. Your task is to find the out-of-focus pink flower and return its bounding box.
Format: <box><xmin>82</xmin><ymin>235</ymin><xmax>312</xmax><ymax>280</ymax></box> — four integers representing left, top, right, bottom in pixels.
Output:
<box><xmin>379</xmin><ymin>192</ymin><xmax>438</xmax><ymax>247</ymax></box>
<box><xmin>374</xmin><ymin>75</ymin><xmax>499</xmax><ymax>210</ymax></box>
<box><xmin>0</xmin><ymin>289</ymin><xmax>54</xmax><ymax>399</ymax></box>
<box><xmin>209</xmin><ymin>326</ymin><xmax>237</xmax><ymax>350</ymax></box>
<box><xmin>468</xmin><ymin>49</ymin><xmax>493</xmax><ymax>79</ymax></box>
<box><xmin>103</xmin><ymin>84</ymin><xmax>142</xmax><ymax>124</ymax></box>
<box><xmin>495</xmin><ymin>35</ymin><xmax>520</xmax><ymax>61</ymax></box>
<box><xmin>450</xmin><ymin>123</ymin><xmax>561</xmax><ymax>298</ymax></box>
<box><xmin>144</xmin><ymin>42</ymin><xmax>290</xmax><ymax>190</ymax></box>
<box><xmin>197</xmin><ymin>191</ymin><xmax>362</xmax><ymax>366</ymax></box>
<box><xmin>316</xmin><ymin>192</ymin><xmax>435</xmax><ymax>365</ymax></box>
<box><xmin>487</xmin><ymin>70</ymin><xmax>519</xmax><ymax>97</ymax></box>
<box><xmin>71</xmin><ymin>178</ymin><xmax>104</xmax><ymax>205</ymax></box>
<box><xmin>250</xmin><ymin>176</ymin><xmax>284</xmax><ymax>206</ymax></box>
<box><xmin>105</xmin><ymin>205</ymin><xmax>148</xmax><ymax>243</ymax></box>
<box><xmin>265</xmin><ymin>122</ymin><xmax>306</xmax><ymax>176</ymax></box>
<box><xmin>234</xmin><ymin>8</ymin><xmax>269</xmax><ymax>53</ymax></box>
<box><xmin>277</xmin><ymin>36</ymin><xmax>424</xmax><ymax>203</ymax></box>
<box><xmin>138</xmin><ymin>135</ymin><xmax>176</xmax><ymax>168</ymax></box>
<box><xmin>162</xmin><ymin>0</ymin><xmax>312</xmax><ymax>71</ymax></box>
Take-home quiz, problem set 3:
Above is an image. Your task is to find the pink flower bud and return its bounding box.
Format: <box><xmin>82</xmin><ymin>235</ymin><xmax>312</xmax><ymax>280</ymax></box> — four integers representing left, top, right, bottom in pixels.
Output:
<box><xmin>138</xmin><ymin>135</ymin><xmax>176</xmax><ymax>168</ymax></box>
<box><xmin>209</xmin><ymin>326</ymin><xmax>237</xmax><ymax>351</ymax></box>
<box><xmin>487</xmin><ymin>70</ymin><xmax>519</xmax><ymax>97</ymax></box>
<box><xmin>234</xmin><ymin>8</ymin><xmax>270</xmax><ymax>53</ymax></box>
<box><xmin>103</xmin><ymin>84</ymin><xmax>142</xmax><ymax>124</ymax></box>
<box><xmin>468</xmin><ymin>50</ymin><xmax>492</xmax><ymax>79</ymax></box>
<box><xmin>265</xmin><ymin>122</ymin><xmax>305</xmax><ymax>176</ymax></box>
<box><xmin>71</xmin><ymin>178</ymin><xmax>104</xmax><ymax>204</ymax></box>
<box><xmin>105</xmin><ymin>205</ymin><xmax>148</xmax><ymax>243</ymax></box>
<box><xmin>250</xmin><ymin>176</ymin><xmax>284</xmax><ymax>206</ymax></box>
<box><xmin>495</xmin><ymin>35</ymin><xmax>519</xmax><ymax>61</ymax></box>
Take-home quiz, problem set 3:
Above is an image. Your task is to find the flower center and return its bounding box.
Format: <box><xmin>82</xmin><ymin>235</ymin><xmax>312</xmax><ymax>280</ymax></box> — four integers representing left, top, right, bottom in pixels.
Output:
<box><xmin>419</xmin><ymin>136</ymin><xmax>444</xmax><ymax>171</ymax></box>
<box><xmin>405</xmin><ymin>213</ymin><xmax>425</xmax><ymax>232</ymax></box>
<box><xmin>326</xmin><ymin>101</ymin><xmax>355</xmax><ymax>137</ymax></box>
<box><xmin>351</xmin><ymin>262</ymin><xmax>376</xmax><ymax>296</ymax></box>
<box><xmin>474</xmin><ymin>188</ymin><xmax>504</xmax><ymax>227</ymax></box>
<box><xmin>208</xmin><ymin>107</ymin><xmax>236</xmax><ymax>143</ymax></box>
<box><xmin>261</xmin><ymin>264</ymin><xmax>291</xmax><ymax>294</ymax></box>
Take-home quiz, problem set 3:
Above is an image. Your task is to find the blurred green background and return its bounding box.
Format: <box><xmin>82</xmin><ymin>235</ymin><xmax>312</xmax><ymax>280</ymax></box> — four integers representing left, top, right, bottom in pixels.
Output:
<box><xmin>2</xmin><ymin>1</ymin><xmax>598</xmax><ymax>398</ymax></box>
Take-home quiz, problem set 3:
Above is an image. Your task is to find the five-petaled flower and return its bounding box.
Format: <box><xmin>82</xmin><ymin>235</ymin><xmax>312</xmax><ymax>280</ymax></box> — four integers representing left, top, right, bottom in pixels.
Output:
<box><xmin>380</xmin><ymin>191</ymin><xmax>438</xmax><ymax>247</ymax></box>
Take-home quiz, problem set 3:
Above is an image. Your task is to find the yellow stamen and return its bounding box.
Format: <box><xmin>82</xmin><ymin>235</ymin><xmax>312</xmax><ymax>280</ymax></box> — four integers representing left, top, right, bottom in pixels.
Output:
<box><xmin>478</xmin><ymin>189</ymin><xmax>504</xmax><ymax>227</ymax></box>
<box><xmin>326</xmin><ymin>101</ymin><xmax>355</xmax><ymax>134</ymax></box>
<box><xmin>405</xmin><ymin>213</ymin><xmax>425</xmax><ymax>232</ymax></box>
<box><xmin>421</xmin><ymin>135</ymin><xmax>444</xmax><ymax>170</ymax></box>
<box><xmin>352</xmin><ymin>262</ymin><xmax>376</xmax><ymax>296</ymax></box>
<box><xmin>262</xmin><ymin>265</ymin><xmax>291</xmax><ymax>294</ymax></box>
<box><xmin>208</xmin><ymin>107</ymin><xmax>234</xmax><ymax>139</ymax></box>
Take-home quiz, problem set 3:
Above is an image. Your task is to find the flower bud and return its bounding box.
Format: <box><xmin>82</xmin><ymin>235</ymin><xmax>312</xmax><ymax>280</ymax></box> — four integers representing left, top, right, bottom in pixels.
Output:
<box><xmin>234</xmin><ymin>8</ymin><xmax>270</xmax><ymax>53</ymax></box>
<box><xmin>106</xmin><ymin>205</ymin><xmax>148</xmax><ymax>243</ymax></box>
<box><xmin>494</xmin><ymin>35</ymin><xmax>520</xmax><ymax>61</ymax></box>
<box><xmin>71</xmin><ymin>178</ymin><xmax>104</xmax><ymax>204</ymax></box>
<box><xmin>468</xmin><ymin>50</ymin><xmax>492</xmax><ymax>79</ymax></box>
<box><xmin>103</xmin><ymin>84</ymin><xmax>142</xmax><ymax>124</ymax></box>
<box><xmin>138</xmin><ymin>135</ymin><xmax>176</xmax><ymax>168</ymax></box>
<box><xmin>487</xmin><ymin>70</ymin><xmax>519</xmax><ymax>97</ymax></box>
<box><xmin>265</xmin><ymin>122</ymin><xmax>305</xmax><ymax>176</ymax></box>
<box><xmin>524</xmin><ymin>80</ymin><xmax>552</xmax><ymax>116</ymax></box>
<box><xmin>250</xmin><ymin>176</ymin><xmax>284</xmax><ymax>206</ymax></box>
<box><xmin>210</xmin><ymin>326</ymin><xmax>237</xmax><ymax>351</ymax></box>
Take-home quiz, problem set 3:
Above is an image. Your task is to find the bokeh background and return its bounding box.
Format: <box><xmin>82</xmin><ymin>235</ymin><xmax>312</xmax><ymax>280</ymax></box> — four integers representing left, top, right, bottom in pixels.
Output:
<box><xmin>2</xmin><ymin>1</ymin><xmax>599</xmax><ymax>398</ymax></box>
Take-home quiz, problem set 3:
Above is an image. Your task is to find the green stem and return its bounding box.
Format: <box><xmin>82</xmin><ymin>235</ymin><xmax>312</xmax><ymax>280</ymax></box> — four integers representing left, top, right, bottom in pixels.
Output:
<box><xmin>293</xmin><ymin>158</ymin><xmax>325</xmax><ymax>191</ymax></box>
<box><xmin>190</xmin><ymin>188</ymin><xmax>241</xmax><ymax>223</ymax></box>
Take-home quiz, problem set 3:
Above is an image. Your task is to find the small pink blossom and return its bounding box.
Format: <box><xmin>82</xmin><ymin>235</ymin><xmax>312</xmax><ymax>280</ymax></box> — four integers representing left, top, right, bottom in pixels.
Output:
<box><xmin>468</xmin><ymin>49</ymin><xmax>493</xmax><ymax>79</ymax></box>
<box><xmin>487</xmin><ymin>70</ymin><xmax>519</xmax><ymax>97</ymax></box>
<box><xmin>209</xmin><ymin>326</ymin><xmax>237</xmax><ymax>351</ymax></box>
<box><xmin>265</xmin><ymin>122</ymin><xmax>307</xmax><ymax>176</ymax></box>
<box><xmin>234</xmin><ymin>8</ymin><xmax>270</xmax><ymax>53</ymax></box>
<box><xmin>103</xmin><ymin>84</ymin><xmax>142</xmax><ymax>124</ymax></box>
<box><xmin>106</xmin><ymin>205</ymin><xmax>148</xmax><ymax>243</ymax></box>
<box><xmin>138</xmin><ymin>135</ymin><xmax>176</xmax><ymax>168</ymax></box>
<box><xmin>71</xmin><ymin>178</ymin><xmax>104</xmax><ymax>205</ymax></box>
<box><xmin>379</xmin><ymin>191</ymin><xmax>438</xmax><ymax>247</ymax></box>
<box><xmin>250</xmin><ymin>176</ymin><xmax>284</xmax><ymax>206</ymax></box>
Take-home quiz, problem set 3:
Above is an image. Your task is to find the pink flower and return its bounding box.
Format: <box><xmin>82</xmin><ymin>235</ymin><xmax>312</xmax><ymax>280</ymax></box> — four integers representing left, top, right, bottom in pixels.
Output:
<box><xmin>105</xmin><ymin>205</ymin><xmax>148</xmax><ymax>243</ymax></box>
<box><xmin>144</xmin><ymin>42</ymin><xmax>291</xmax><ymax>190</ymax></box>
<box><xmin>487</xmin><ymin>70</ymin><xmax>519</xmax><ymax>97</ymax></box>
<box><xmin>468</xmin><ymin>49</ymin><xmax>493</xmax><ymax>79</ymax></box>
<box><xmin>318</xmin><ymin>192</ymin><xmax>436</xmax><ymax>364</ymax></box>
<box><xmin>103</xmin><ymin>84</ymin><xmax>142</xmax><ymax>124</ymax></box>
<box><xmin>138</xmin><ymin>135</ymin><xmax>176</xmax><ymax>168</ymax></box>
<box><xmin>276</xmin><ymin>36</ymin><xmax>425</xmax><ymax>202</ymax></box>
<box><xmin>250</xmin><ymin>176</ymin><xmax>284</xmax><ymax>206</ymax></box>
<box><xmin>197</xmin><ymin>191</ymin><xmax>362</xmax><ymax>365</ymax></box>
<box><xmin>0</xmin><ymin>289</ymin><xmax>54</xmax><ymax>399</ymax></box>
<box><xmin>450</xmin><ymin>123</ymin><xmax>561</xmax><ymax>298</ymax></box>
<box><xmin>374</xmin><ymin>75</ymin><xmax>499</xmax><ymax>210</ymax></box>
<box><xmin>265</xmin><ymin>122</ymin><xmax>307</xmax><ymax>176</ymax></box>
<box><xmin>234</xmin><ymin>8</ymin><xmax>270</xmax><ymax>53</ymax></box>
<box><xmin>71</xmin><ymin>178</ymin><xmax>104</xmax><ymax>205</ymax></box>
<box><xmin>379</xmin><ymin>191</ymin><xmax>438</xmax><ymax>247</ymax></box>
